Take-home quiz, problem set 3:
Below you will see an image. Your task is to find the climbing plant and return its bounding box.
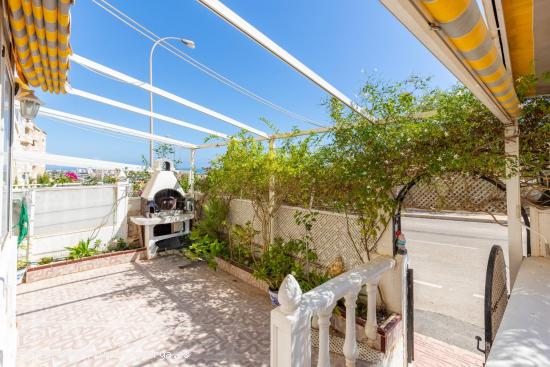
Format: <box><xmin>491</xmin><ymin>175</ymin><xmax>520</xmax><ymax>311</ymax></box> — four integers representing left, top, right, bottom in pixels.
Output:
<box><xmin>203</xmin><ymin>132</ymin><xmax>320</xmax><ymax>249</ymax></box>
<box><xmin>199</xmin><ymin>75</ymin><xmax>549</xmax><ymax>258</ymax></box>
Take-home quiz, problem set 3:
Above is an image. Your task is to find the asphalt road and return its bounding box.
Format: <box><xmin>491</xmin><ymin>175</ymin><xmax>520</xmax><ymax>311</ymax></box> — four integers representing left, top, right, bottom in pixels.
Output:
<box><xmin>401</xmin><ymin>216</ymin><xmax>513</xmax><ymax>353</ymax></box>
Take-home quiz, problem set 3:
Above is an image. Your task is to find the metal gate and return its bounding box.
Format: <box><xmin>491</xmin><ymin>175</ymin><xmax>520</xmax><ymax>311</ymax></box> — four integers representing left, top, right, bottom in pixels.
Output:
<box><xmin>483</xmin><ymin>245</ymin><xmax>509</xmax><ymax>360</ymax></box>
<box><xmin>407</xmin><ymin>268</ymin><xmax>414</xmax><ymax>363</ymax></box>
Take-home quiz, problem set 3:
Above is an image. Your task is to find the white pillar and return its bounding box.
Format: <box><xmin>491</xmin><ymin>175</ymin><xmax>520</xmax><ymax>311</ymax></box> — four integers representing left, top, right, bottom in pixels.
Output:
<box><xmin>115</xmin><ymin>181</ymin><xmax>129</xmax><ymax>239</ymax></box>
<box><xmin>343</xmin><ymin>291</ymin><xmax>359</xmax><ymax>367</ymax></box>
<box><xmin>365</xmin><ymin>282</ymin><xmax>378</xmax><ymax>347</ymax></box>
<box><xmin>504</xmin><ymin>122</ymin><xmax>523</xmax><ymax>286</ymax></box>
<box><xmin>317</xmin><ymin>311</ymin><xmax>332</xmax><ymax>367</ymax></box>
<box><xmin>143</xmin><ymin>225</ymin><xmax>156</xmax><ymax>259</ymax></box>
<box><xmin>271</xmin><ymin>275</ymin><xmax>310</xmax><ymax>367</ymax></box>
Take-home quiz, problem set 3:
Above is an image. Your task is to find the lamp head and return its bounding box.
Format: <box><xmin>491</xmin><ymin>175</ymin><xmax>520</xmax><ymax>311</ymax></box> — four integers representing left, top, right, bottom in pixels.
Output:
<box><xmin>180</xmin><ymin>38</ymin><xmax>196</xmax><ymax>49</ymax></box>
<box><xmin>16</xmin><ymin>89</ymin><xmax>43</xmax><ymax>120</ymax></box>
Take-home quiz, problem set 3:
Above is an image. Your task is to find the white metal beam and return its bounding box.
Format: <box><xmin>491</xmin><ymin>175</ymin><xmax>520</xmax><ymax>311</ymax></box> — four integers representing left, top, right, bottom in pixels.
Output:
<box><xmin>14</xmin><ymin>150</ymin><xmax>143</xmax><ymax>171</ymax></box>
<box><xmin>69</xmin><ymin>54</ymin><xmax>269</xmax><ymax>138</ymax></box>
<box><xmin>196</xmin><ymin>125</ymin><xmax>332</xmax><ymax>149</ymax></box>
<box><xmin>378</xmin><ymin>0</ymin><xmax>512</xmax><ymax>124</ymax></box>
<box><xmin>38</xmin><ymin>106</ymin><xmax>198</xmax><ymax>148</ymax></box>
<box><xmin>67</xmin><ymin>87</ymin><xmax>229</xmax><ymax>139</ymax></box>
<box><xmin>197</xmin><ymin>0</ymin><xmax>371</xmax><ymax>121</ymax></box>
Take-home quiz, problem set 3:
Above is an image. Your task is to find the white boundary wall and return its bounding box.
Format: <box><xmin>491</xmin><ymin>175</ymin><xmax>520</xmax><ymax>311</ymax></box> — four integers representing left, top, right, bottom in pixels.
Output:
<box><xmin>13</xmin><ymin>182</ymin><xmax>129</xmax><ymax>261</ymax></box>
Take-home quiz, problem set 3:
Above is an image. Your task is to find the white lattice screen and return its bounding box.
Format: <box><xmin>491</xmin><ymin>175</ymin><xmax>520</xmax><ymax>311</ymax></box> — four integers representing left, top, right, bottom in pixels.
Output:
<box><xmin>229</xmin><ymin>199</ymin><xmax>377</xmax><ymax>270</ymax></box>
<box><xmin>401</xmin><ymin>174</ymin><xmax>507</xmax><ymax>214</ymax></box>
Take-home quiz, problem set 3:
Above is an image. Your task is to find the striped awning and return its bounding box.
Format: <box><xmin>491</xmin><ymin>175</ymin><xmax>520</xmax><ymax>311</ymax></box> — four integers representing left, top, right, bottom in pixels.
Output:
<box><xmin>502</xmin><ymin>0</ymin><xmax>550</xmax><ymax>96</ymax></box>
<box><xmin>421</xmin><ymin>0</ymin><xmax>520</xmax><ymax>118</ymax></box>
<box><xmin>8</xmin><ymin>0</ymin><xmax>73</xmax><ymax>94</ymax></box>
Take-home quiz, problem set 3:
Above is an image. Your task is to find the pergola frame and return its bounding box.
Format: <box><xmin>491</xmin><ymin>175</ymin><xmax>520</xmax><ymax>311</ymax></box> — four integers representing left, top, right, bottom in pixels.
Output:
<box><xmin>19</xmin><ymin>0</ymin><xmax>524</xmax><ymax>289</ymax></box>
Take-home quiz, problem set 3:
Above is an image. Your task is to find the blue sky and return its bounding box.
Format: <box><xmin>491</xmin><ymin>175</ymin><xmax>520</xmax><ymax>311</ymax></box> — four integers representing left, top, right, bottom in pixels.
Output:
<box><xmin>35</xmin><ymin>0</ymin><xmax>457</xmax><ymax>170</ymax></box>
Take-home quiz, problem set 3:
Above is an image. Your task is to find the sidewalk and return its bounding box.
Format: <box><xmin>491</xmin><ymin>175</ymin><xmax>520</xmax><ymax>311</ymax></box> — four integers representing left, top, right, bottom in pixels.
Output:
<box><xmin>414</xmin><ymin>333</ymin><xmax>484</xmax><ymax>367</ymax></box>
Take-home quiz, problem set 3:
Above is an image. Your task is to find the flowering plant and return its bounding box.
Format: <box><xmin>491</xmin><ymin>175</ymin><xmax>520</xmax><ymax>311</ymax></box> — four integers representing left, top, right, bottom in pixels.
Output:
<box><xmin>64</xmin><ymin>172</ymin><xmax>78</xmax><ymax>182</ymax></box>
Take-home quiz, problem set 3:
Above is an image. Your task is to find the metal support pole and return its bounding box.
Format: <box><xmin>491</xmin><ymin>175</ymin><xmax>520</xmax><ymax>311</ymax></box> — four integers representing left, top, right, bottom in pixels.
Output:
<box><xmin>148</xmin><ymin>43</ymin><xmax>157</xmax><ymax>169</ymax></box>
<box><xmin>189</xmin><ymin>148</ymin><xmax>196</xmax><ymax>194</ymax></box>
<box><xmin>504</xmin><ymin>122</ymin><xmax>523</xmax><ymax>286</ymax></box>
<box><xmin>268</xmin><ymin>138</ymin><xmax>275</xmax><ymax>245</ymax></box>
<box><xmin>26</xmin><ymin>189</ymin><xmax>36</xmax><ymax>265</ymax></box>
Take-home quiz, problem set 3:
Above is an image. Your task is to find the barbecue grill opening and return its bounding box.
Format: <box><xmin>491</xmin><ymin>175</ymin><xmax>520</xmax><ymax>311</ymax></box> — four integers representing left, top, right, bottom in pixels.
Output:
<box><xmin>154</xmin><ymin>189</ymin><xmax>185</xmax><ymax>211</ymax></box>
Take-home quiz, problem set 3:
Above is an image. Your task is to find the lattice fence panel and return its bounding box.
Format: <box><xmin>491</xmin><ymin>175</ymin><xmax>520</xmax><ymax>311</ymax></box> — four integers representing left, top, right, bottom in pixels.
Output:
<box><xmin>402</xmin><ymin>174</ymin><xmax>506</xmax><ymax>214</ymax></box>
<box><xmin>228</xmin><ymin>199</ymin><xmax>377</xmax><ymax>270</ymax></box>
<box><xmin>228</xmin><ymin>199</ymin><xmax>264</xmax><ymax>245</ymax></box>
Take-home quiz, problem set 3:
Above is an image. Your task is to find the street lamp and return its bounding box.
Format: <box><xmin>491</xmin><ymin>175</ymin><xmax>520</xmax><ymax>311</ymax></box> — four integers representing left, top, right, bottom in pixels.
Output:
<box><xmin>16</xmin><ymin>89</ymin><xmax>43</xmax><ymax>121</ymax></box>
<box><xmin>149</xmin><ymin>36</ymin><xmax>195</xmax><ymax>168</ymax></box>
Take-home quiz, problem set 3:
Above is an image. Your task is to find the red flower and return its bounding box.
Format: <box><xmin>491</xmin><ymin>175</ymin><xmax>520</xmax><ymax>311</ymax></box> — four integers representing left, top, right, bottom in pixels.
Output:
<box><xmin>65</xmin><ymin>172</ymin><xmax>78</xmax><ymax>182</ymax></box>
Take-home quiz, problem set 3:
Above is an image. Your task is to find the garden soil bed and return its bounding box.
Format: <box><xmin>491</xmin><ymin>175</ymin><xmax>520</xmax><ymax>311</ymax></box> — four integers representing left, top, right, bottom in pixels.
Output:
<box><xmin>215</xmin><ymin>257</ymin><xmax>268</xmax><ymax>292</ymax></box>
<box><xmin>25</xmin><ymin>249</ymin><xmax>145</xmax><ymax>283</ymax></box>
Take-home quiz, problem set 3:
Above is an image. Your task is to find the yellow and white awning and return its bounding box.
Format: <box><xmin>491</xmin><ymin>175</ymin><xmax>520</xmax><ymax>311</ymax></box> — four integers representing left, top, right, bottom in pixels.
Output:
<box><xmin>502</xmin><ymin>0</ymin><xmax>550</xmax><ymax>96</ymax></box>
<box><xmin>421</xmin><ymin>0</ymin><xmax>520</xmax><ymax>118</ymax></box>
<box><xmin>8</xmin><ymin>0</ymin><xmax>73</xmax><ymax>94</ymax></box>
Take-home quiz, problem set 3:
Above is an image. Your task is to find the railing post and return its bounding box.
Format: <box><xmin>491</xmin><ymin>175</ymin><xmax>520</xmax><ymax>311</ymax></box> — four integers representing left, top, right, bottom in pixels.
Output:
<box><xmin>271</xmin><ymin>275</ymin><xmax>311</xmax><ymax>366</ymax></box>
<box><xmin>317</xmin><ymin>310</ymin><xmax>332</xmax><ymax>367</ymax></box>
<box><xmin>365</xmin><ymin>282</ymin><xmax>378</xmax><ymax>347</ymax></box>
<box><xmin>343</xmin><ymin>291</ymin><xmax>359</xmax><ymax>367</ymax></box>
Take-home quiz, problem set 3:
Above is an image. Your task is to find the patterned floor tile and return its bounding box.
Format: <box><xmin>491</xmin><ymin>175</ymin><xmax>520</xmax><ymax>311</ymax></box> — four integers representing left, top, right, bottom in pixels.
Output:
<box><xmin>17</xmin><ymin>255</ymin><xmax>271</xmax><ymax>366</ymax></box>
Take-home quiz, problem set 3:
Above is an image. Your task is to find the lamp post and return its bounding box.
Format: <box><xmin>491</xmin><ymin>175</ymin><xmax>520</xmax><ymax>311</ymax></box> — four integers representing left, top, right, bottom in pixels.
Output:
<box><xmin>149</xmin><ymin>36</ymin><xmax>195</xmax><ymax>168</ymax></box>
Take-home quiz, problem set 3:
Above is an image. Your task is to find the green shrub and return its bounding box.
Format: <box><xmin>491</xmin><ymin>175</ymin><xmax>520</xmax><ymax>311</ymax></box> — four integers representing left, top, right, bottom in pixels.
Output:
<box><xmin>36</xmin><ymin>173</ymin><xmax>51</xmax><ymax>185</ymax></box>
<box><xmin>65</xmin><ymin>239</ymin><xmax>97</xmax><ymax>259</ymax></box>
<box><xmin>17</xmin><ymin>259</ymin><xmax>28</xmax><ymax>270</ymax></box>
<box><xmin>187</xmin><ymin>231</ymin><xmax>225</xmax><ymax>269</ymax></box>
<box><xmin>38</xmin><ymin>256</ymin><xmax>54</xmax><ymax>265</ymax></box>
<box><xmin>252</xmin><ymin>237</ymin><xmax>319</xmax><ymax>290</ymax></box>
<box><xmin>103</xmin><ymin>175</ymin><xmax>117</xmax><ymax>184</ymax></box>
<box><xmin>106</xmin><ymin>238</ymin><xmax>130</xmax><ymax>252</ymax></box>
<box><xmin>193</xmin><ymin>197</ymin><xmax>229</xmax><ymax>240</ymax></box>
<box><xmin>228</xmin><ymin>222</ymin><xmax>257</xmax><ymax>267</ymax></box>
<box><xmin>177</xmin><ymin>173</ymin><xmax>190</xmax><ymax>192</ymax></box>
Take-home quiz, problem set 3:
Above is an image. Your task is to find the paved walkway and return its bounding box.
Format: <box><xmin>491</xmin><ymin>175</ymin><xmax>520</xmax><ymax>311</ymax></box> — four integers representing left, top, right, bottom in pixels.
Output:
<box><xmin>17</xmin><ymin>255</ymin><xmax>272</xmax><ymax>366</ymax></box>
<box><xmin>415</xmin><ymin>333</ymin><xmax>484</xmax><ymax>367</ymax></box>
<box><xmin>17</xmin><ymin>254</ymin><xmax>485</xmax><ymax>367</ymax></box>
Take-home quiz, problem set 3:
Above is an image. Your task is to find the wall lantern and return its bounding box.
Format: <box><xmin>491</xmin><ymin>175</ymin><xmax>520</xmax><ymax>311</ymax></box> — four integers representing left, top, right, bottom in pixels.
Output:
<box><xmin>16</xmin><ymin>89</ymin><xmax>43</xmax><ymax>121</ymax></box>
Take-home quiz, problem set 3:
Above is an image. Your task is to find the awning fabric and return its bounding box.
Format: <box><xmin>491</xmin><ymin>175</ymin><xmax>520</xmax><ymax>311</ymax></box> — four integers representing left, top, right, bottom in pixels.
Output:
<box><xmin>7</xmin><ymin>0</ymin><xmax>72</xmax><ymax>94</ymax></box>
<box><xmin>421</xmin><ymin>0</ymin><xmax>520</xmax><ymax>118</ymax></box>
<box><xmin>502</xmin><ymin>0</ymin><xmax>550</xmax><ymax>96</ymax></box>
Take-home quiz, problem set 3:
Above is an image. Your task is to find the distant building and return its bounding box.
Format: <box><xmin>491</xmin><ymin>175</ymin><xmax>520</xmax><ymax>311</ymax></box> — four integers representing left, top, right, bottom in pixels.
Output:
<box><xmin>13</xmin><ymin>110</ymin><xmax>47</xmax><ymax>184</ymax></box>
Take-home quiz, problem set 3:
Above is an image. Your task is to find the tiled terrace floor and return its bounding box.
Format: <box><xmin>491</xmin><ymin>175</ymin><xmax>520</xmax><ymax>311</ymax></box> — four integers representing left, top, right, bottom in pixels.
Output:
<box><xmin>16</xmin><ymin>255</ymin><xmax>272</xmax><ymax>366</ymax></box>
<box><xmin>17</xmin><ymin>254</ymin><xmax>484</xmax><ymax>367</ymax></box>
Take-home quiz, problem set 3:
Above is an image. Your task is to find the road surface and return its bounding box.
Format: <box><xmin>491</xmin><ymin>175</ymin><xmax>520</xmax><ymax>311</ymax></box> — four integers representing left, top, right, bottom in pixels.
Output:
<box><xmin>401</xmin><ymin>216</ymin><xmax>516</xmax><ymax>353</ymax></box>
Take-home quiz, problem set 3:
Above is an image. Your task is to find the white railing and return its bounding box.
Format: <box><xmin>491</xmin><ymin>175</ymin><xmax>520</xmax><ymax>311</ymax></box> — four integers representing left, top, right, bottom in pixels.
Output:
<box><xmin>271</xmin><ymin>256</ymin><xmax>396</xmax><ymax>367</ymax></box>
